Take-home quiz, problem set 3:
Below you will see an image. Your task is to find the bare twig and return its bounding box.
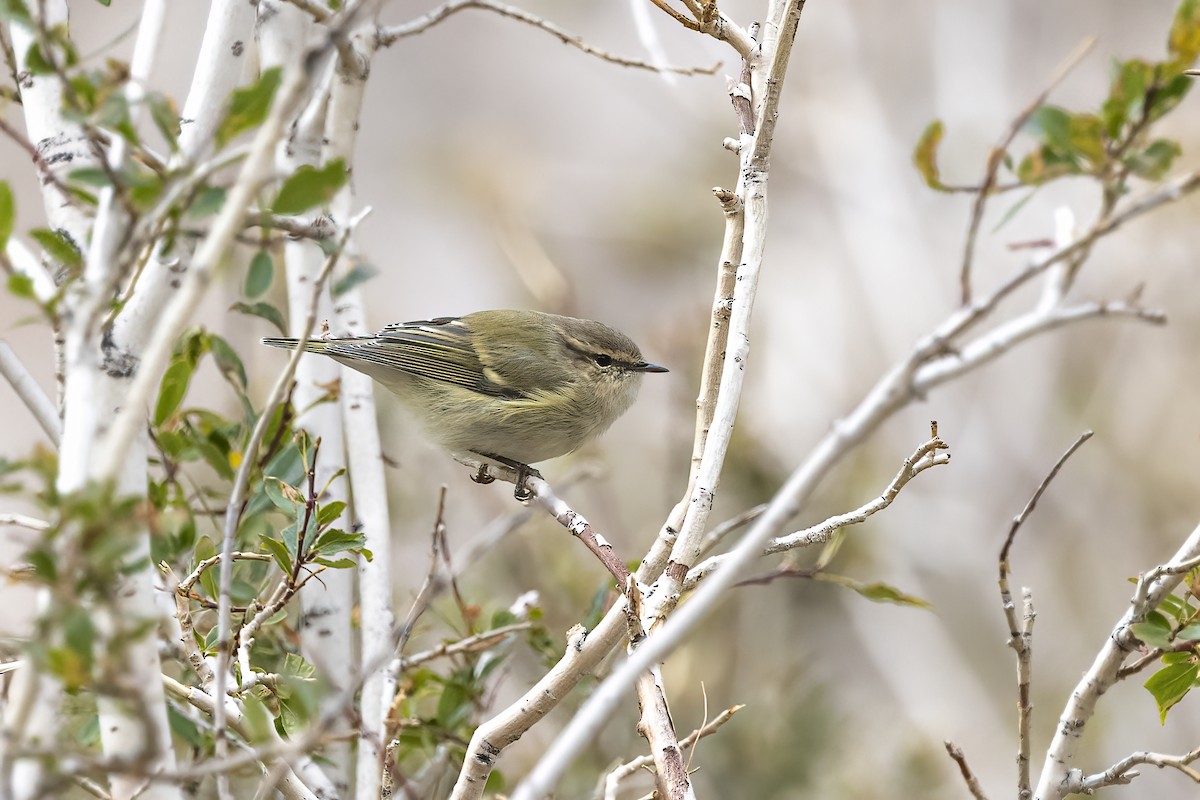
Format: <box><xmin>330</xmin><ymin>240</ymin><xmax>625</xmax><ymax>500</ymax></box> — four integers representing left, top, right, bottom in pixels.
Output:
<box><xmin>1077</xmin><ymin>745</ymin><xmax>1200</xmax><ymax>791</ymax></box>
<box><xmin>959</xmin><ymin>36</ymin><xmax>1095</xmax><ymax>306</ymax></box>
<box><xmin>528</xmin><ymin>477</ymin><xmax>632</xmax><ymax>586</ymax></box>
<box><xmin>395</xmin><ymin>623</ymin><xmax>532</xmax><ymax>672</ymax></box>
<box><xmin>945</xmin><ymin>741</ymin><xmax>991</xmax><ymax>800</ymax></box>
<box><xmin>376</xmin><ymin>0</ymin><xmax>720</xmax><ymax>75</ymax></box>
<box><xmin>601</xmin><ymin>704</ymin><xmax>742</xmax><ymax>800</ymax></box>
<box><xmin>686</xmin><ymin>431</ymin><xmax>950</xmax><ymax>588</ymax></box>
<box><xmin>645</xmin><ymin>0</ymin><xmax>700</xmax><ymax>32</ymax></box>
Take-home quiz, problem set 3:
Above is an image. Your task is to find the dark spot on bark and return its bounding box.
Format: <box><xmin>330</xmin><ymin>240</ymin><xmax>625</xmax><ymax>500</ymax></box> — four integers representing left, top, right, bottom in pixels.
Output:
<box><xmin>101</xmin><ymin>330</ymin><xmax>138</xmax><ymax>378</ymax></box>
<box><xmin>170</xmin><ymin>278</ymin><xmax>181</xmax><ymax>289</ymax></box>
<box><xmin>231</xmin><ymin>40</ymin><xmax>244</xmax><ymax>57</ymax></box>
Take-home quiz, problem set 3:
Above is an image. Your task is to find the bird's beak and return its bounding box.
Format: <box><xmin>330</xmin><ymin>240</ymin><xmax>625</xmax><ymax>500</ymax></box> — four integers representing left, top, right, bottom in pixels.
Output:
<box><xmin>633</xmin><ymin>361</ymin><xmax>669</xmax><ymax>373</ymax></box>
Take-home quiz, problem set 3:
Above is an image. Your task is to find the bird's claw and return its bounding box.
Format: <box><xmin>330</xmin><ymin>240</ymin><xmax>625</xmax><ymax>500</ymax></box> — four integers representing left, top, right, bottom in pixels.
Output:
<box><xmin>471</xmin><ymin>464</ymin><xmax>495</xmax><ymax>485</ymax></box>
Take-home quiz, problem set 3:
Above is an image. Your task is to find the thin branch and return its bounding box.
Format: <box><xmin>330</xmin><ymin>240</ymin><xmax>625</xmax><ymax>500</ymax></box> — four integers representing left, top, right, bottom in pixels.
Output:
<box><xmin>282</xmin><ymin>0</ymin><xmax>332</xmax><ymax>22</ymax></box>
<box><xmin>0</xmin><ymin>342</ymin><xmax>59</xmax><ymax>446</ymax></box>
<box><xmin>1033</xmin><ymin>522</ymin><xmax>1200</xmax><ymax>797</ymax></box>
<box><xmin>686</xmin><ymin>431</ymin><xmax>950</xmax><ymax>588</ymax></box>
<box><xmin>506</xmin><ymin>7</ymin><xmax>814</xmax><ymax>794</ymax></box>
<box><xmin>945</xmin><ymin>741</ymin><xmax>991</xmax><ymax>800</ymax></box>
<box><xmin>601</xmin><ymin>704</ymin><xmax>742</xmax><ymax>800</ymax></box>
<box><xmin>959</xmin><ymin>36</ymin><xmax>1096</xmax><ymax>305</ymax></box>
<box><xmin>395</xmin><ymin>623</ymin><xmax>532</xmax><ymax>672</ymax></box>
<box><xmin>528</xmin><ymin>476</ymin><xmax>632</xmax><ymax>586</ymax></box>
<box><xmin>1078</xmin><ymin>745</ymin><xmax>1200</xmax><ymax>792</ymax></box>
<box><xmin>161</xmin><ymin>564</ymin><xmax>216</xmax><ymax>689</ymax></box>
<box><xmin>376</xmin><ymin>0</ymin><xmax>720</xmax><ymax>76</ymax></box>
<box><xmin>1000</xmin><ymin>429</ymin><xmax>1092</xmax><ymax>570</ymax></box>
<box><xmin>0</xmin><ymin>514</ymin><xmax>51</xmax><ymax>531</ymax></box>
<box><xmin>645</xmin><ymin>0</ymin><xmax>700</xmax><ymax>32</ymax></box>
<box><xmin>623</xmin><ymin>582</ymin><xmax>690</xmax><ymax>800</ymax></box>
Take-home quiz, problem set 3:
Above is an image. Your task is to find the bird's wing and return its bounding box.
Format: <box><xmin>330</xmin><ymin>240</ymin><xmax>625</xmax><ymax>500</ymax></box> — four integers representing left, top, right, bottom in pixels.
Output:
<box><xmin>325</xmin><ymin>317</ymin><xmax>525</xmax><ymax>399</ymax></box>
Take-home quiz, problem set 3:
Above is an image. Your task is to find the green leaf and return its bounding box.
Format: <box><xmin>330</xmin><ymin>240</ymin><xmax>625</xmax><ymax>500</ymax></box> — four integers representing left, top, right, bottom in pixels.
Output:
<box><xmin>0</xmin><ymin>0</ymin><xmax>33</xmax><ymax>27</ymax></box>
<box><xmin>272</xmin><ymin>159</ymin><xmax>349</xmax><ymax>215</ymax></box>
<box><xmin>312</xmin><ymin>556</ymin><xmax>356</xmax><ymax>569</ymax></box>
<box><xmin>912</xmin><ymin>119</ymin><xmax>947</xmax><ymax>191</ymax></box>
<box><xmin>208</xmin><ymin>333</ymin><xmax>248</xmax><ymax>389</ymax></box>
<box><xmin>312</xmin><ymin>528</ymin><xmax>366</xmax><ymax>556</ymax></box>
<box><xmin>991</xmin><ymin>188</ymin><xmax>1039</xmax><ymax>233</ymax></box>
<box><xmin>436</xmin><ymin>678</ymin><xmax>472</xmax><ymax>730</ymax></box>
<box><xmin>1169</xmin><ymin>0</ymin><xmax>1200</xmax><ymax>67</ymax></box>
<box><xmin>283</xmin><ymin>652</ymin><xmax>316</xmax><ymax>680</ymax></box>
<box><xmin>332</xmin><ymin>261</ymin><xmax>379</xmax><ymax>298</ymax></box>
<box><xmin>188</xmin><ymin>186</ymin><xmax>226</xmax><ymax>219</ymax></box>
<box><xmin>1132</xmin><ymin>618</ymin><xmax>1174</xmax><ymax>650</ymax></box>
<box><xmin>1144</xmin><ymin>660</ymin><xmax>1199</xmax><ymax>723</ymax></box>
<box><xmin>192</xmin><ymin>437</ymin><xmax>235</xmax><ymax>480</ymax></box>
<box><xmin>1025</xmin><ymin>105</ymin><xmax>1072</xmax><ymax>150</ymax></box>
<box><xmin>491</xmin><ymin>609</ymin><xmax>518</xmax><ymax>629</ymax></box>
<box><xmin>816</xmin><ymin>573</ymin><xmax>934</xmax><ymax>610</ymax></box>
<box><xmin>7</xmin><ymin>274</ymin><xmax>34</xmax><ymax>299</ymax></box>
<box><xmin>259</xmin><ymin>533</ymin><xmax>293</xmax><ymax>574</ymax></box>
<box><xmin>1176</xmin><ymin>624</ymin><xmax>1200</xmax><ymax>641</ymax></box>
<box><xmin>0</xmin><ymin>180</ymin><xmax>14</xmax><ymax>251</ymax></box>
<box><xmin>168</xmin><ymin>705</ymin><xmax>203</xmax><ymax>748</ymax></box>
<box><xmin>1102</xmin><ymin>59</ymin><xmax>1152</xmax><ymax>139</ymax></box>
<box><xmin>23</xmin><ymin>42</ymin><xmax>54</xmax><ymax>75</ymax></box>
<box><xmin>216</xmin><ymin>67</ymin><xmax>282</xmax><ymax>148</ymax></box>
<box><xmin>1016</xmin><ymin>145</ymin><xmax>1081</xmax><ymax>185</ymax></box>
<box><xmin>1146</xmin><ymin>73</ymin><xmax>1193</xmax><ymax>124</ymax></box>
<box><xmin>154</xmin><ymin>355</ymin><xmax>196</xmax><ymax>426</ymax></box>
<box><xmin>230</xmin><ymin>301</ymin><xmax>286</xmax><ymax>334</ymax></box>
<box><xmin>146</xmin><ymin>91</ymin><xmax>180</xmax><ymax>151</ymax></box>
<box><xmin>31</xmin><ymin>228</ymin><xmax>83</xmax><ymax>267</ymax></box>
<box><xmin>316</xmin><ymin>500</ymin><xmax>346</xmax><ymax>529</ymax></box>
<box><xmin>245</xmin><ymin>250</ymin><xmax>274</xmax><ymax>298</ymax></box>
<box><xmin>194</xmin><ymin>537</ymin><xmax>219</xmax><ymax>600</ymax></box>
<box><xmin>1125</xmin><ymin>138</ymin><xmax>1183</xmax><ymax>180</ymax></box>
<box><xmin>68</xmin><ymin>167</ymin><xmax>112</xmax><ymax>188</ymax></box>
<box><xmin>263</xmin><ymin>477</ymin><xmax>302</xmax><ymax>514</ymax></box>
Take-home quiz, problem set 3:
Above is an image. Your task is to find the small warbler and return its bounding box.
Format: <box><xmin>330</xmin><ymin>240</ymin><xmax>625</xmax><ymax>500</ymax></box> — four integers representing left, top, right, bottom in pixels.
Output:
<box><xmin>263</xmin><ymin>310</ymin><xmax>667</xmax><ymax>494</ymax></box>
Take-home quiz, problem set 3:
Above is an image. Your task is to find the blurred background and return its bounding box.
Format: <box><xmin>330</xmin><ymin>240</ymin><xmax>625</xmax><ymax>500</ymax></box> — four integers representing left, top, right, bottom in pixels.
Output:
<box><xmin>3</xmin><ymin>0</ymin><xmax>1200</xmax><ymax>797</ymax></box>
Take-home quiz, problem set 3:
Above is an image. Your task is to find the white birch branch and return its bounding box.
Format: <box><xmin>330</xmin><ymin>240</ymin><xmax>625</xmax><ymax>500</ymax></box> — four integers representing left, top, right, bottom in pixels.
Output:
<box><xmin>508</xmin><ymin>5</ymin><xmax>806</xmax><ymax>796</ymax></box>
<box><xmin>92</xmin><ymin>3</ymin><xmax>349</xmax><ymax>483</ymax></box>
<box><xmin>257</xmin><ymin>5</ymin><xmax>355</xmax><ymax>792</ymax></box>
<box><xmin>315</xmin><ymin>11</ymin><xmax>398</xmax><ymax>798</ymax></box>
<box><xmin>600</xmin><ymin>704</ymin><xmax>743</xmax><ymax>800</ymax></box>
<box><xmin>1033</xmin><ymin>522</ymin><xmax>1200</xmax><ymax>798</ymax></box>
<box><xmin>0</xmin><ymin>340</ymin><xmax>60</xmax><ymax>445</ymax></box>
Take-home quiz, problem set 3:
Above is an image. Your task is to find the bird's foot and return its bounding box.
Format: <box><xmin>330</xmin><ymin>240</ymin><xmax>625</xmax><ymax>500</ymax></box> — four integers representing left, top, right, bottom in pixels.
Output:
<box><xmin>473</xmin><ymin>452</ymin><xmax>541</xmax><ymax>501</ymax></box>
<box><xmin>470</xmin><ymin>464</ymin><xmax>495</xmax><ymax>485</ymax></box>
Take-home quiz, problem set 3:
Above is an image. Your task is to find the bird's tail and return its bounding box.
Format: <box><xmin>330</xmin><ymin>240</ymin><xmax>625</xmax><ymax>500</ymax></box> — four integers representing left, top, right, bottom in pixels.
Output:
<box><xmin>261</xmin><ymin>337</ymin><xmax>335</xmax><ymax>354</ymax></box>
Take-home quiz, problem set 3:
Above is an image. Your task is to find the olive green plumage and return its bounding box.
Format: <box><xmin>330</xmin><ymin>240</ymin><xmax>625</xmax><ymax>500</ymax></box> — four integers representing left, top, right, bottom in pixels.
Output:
<box><xmin>262</xmin><ymin>310</ymin><xmax>667</xmax><ymax>466</ymax></box>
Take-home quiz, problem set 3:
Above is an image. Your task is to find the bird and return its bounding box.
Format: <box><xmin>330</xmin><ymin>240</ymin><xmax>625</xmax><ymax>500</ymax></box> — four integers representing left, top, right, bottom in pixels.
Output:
<box><xmin>263</xmin><ymin>309</ymin><xmax>668</xmax><ymax>498</ymax></box>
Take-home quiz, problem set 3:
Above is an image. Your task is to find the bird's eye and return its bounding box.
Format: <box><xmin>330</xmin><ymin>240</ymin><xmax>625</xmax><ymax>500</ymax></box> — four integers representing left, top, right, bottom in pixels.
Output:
<box><xmin>592</xmin><ymin>353</ymin><xmax>613</xmax><ymax>367</ymax></box>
